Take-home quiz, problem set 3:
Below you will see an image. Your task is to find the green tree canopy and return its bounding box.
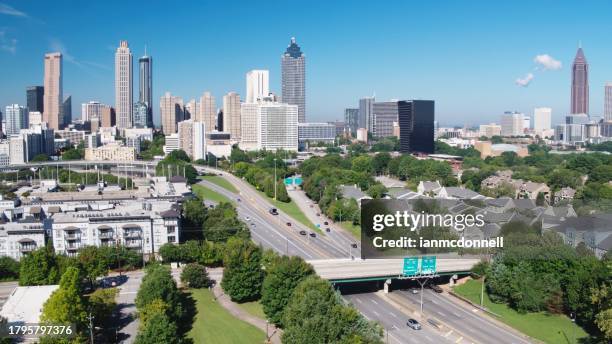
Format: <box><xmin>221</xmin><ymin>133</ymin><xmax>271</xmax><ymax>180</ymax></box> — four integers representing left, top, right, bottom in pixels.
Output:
<box><xmin>221</xmin><ymin>237</ymin><xmax>264</xmax><ymax>302</ymax></box>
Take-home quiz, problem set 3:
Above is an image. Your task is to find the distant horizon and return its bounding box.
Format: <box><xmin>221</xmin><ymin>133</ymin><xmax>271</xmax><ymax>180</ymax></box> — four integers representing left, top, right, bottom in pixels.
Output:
<box><xmin>2</xmin><ymin>1</ymin><xmax>612</xmax><ymax>127</ymax></box>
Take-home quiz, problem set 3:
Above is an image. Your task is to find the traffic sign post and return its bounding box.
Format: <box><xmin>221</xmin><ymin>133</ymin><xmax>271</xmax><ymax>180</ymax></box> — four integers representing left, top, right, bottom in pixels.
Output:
<box><xmin>401</xmin><ymin>256</ymin><xmax>438</xmax><ymax>314</ymax></box>
<box><xmin>420</xmin><ymin>256</ymin><xmax>437</xmax><ymax>275</ymax></box>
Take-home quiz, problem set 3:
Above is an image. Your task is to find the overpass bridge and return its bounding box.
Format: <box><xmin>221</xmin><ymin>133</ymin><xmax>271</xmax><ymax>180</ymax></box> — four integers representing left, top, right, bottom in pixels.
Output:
<box><xmin>0</xmin><ymin>160</ymin><xmax>158</xmax><ymax>171</ymax></box>
<box><xmin>307</xmin><ymin>258</ymin><xmax>478</xmax><ymax>283</ymax></box>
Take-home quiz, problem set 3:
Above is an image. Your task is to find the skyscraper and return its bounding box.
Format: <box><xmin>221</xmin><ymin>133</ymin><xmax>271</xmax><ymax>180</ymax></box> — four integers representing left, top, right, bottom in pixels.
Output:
<box><xmin>571</xmin><ymin>46</ymin><xmax>589</xmax><ymax>114</ymax></box>
<box><xmin>26</xmin><ymin>86</ymin><xmax>44</xmax><ymax>114</ymax></box>
<box><xmin>246</xmin><ymin>70</ymin><xmax>269</xmax><ymax>103</ymax></box>
<box><xmin>115</xmin><ymin>41</ymin><xmax>133</xmax><ymax>129</ymax></box>
<box><xmin>184</xmin><ymin>99</ymin><xmax>197</xmax><ymax>121</ymax></box>
<box><xmin>605</xmin><ymin>83</ymin><xmax>612</xmax><ymax>122</ymax></box>
<box><xmin>223</xmin><ymin>92</ymin><xmax>241</xmax><ymax>140</ymax></box>
<box><xmin>281</xmin><ymin>37</ymin><xmax>306</xmax><ymax>122</ymax></box>
<box><xmin>240</xmin><ymin>103</ymin><xmax>259</xmax><ymax>150</ymax></box>
<box><xmin>344</xmin><ymin>108</ymin><xmax>359</xmax><ymax>135</ymax></box>
<box><xmin>160</xmin><ymin>92</ymin><xmax>183</xmax><ymax>134</ymax></box>
<box><xmin>372</xmin><ymin>101</ymin><xmax>399</xmax><ymax>138</ymax></box>
<box><xmin>533</xmin><ymin>107</ymin><xmax>552</xmax><ymax>132</ymax></box>
<box><xmin>198</xmin><ymin>92</ymin><xmax>216</xmax><ymax>132</ymax></box>
<box><xmin>139</xmin><ymin>51</ymin><xmax>153</xmax><ymax>127</ymax></box>
<box><xmin>43</xmin><ymin>52</ymin><xmax>62</xmax><ymax>130</ymax></box>
<box><xmin>61</xmin><ymin>95</ymin><xmax>71</xmax><ymax>128</ymax></box>
<box><xmin>258</xmin><ymin>100</ymin><xmax>299</xmax><ymax>151</ymax></box>
<box><xmin>398</xmin><ymin>100</ymin><xmax>434</xmax><ymax>154</ymax></box>
<box><xmin>4</xmin><ymin>104</ymin><xmax>29</xmax><ymax>136</ymax></box>
<box><xmin>133</xmin><ymin>102</ymin><xmax>148</xmax><ymax>128</ymax></box>
<box><xmin>359</xmin><ymin>96</ymin><xmax>375</xmax><ymax>131</ymax></box>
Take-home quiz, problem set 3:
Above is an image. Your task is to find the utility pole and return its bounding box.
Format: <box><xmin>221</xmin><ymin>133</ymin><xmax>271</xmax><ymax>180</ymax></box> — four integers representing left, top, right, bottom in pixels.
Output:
<box><xmin>87</xmin><ymin>312</ymin><xmax>94</xmax><ymax>344</ymax></box>
<box><xmin>273</xmin><ymin>158</ymin><xmax>277</xmax><ymax>201</ymax></box>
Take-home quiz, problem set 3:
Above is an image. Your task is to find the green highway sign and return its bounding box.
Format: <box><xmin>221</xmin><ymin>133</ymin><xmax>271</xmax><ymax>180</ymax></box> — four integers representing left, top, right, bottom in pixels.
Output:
<box><xmin>420</xmin><ymin>256</ymin><xmax>437</xmax><ymax>274</ymax></box>
<box><xmin>403</xmin><ymin>257</ymin><xmax>419</xmax><ymax>276</ymax></box>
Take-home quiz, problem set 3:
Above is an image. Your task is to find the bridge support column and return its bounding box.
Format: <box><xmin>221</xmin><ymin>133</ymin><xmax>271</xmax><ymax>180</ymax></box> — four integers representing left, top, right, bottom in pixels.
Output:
<box><xmin>383</xmin><ymin>279</ymin><xmax>391</xmax><ymax>294</ymax></box>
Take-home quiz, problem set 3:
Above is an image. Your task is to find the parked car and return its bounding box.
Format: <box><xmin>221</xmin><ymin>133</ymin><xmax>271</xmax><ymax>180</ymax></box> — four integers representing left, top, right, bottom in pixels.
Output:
<box><xmin>407</xmin><ymin>319</ymin><xmax>421</xmax><ymax>330</ymax></box>
<box><xmin>299</xmin><ymin>230</ymin><xmax>307</xmax><ymax>235</ymax></box>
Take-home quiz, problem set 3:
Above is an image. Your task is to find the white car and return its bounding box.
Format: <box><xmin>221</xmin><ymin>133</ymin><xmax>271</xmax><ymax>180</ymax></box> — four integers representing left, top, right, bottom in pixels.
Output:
<box><xmin>245</xmin><ymin>216</ymin><xmax>250</xmax><ymax>221</ymax></box>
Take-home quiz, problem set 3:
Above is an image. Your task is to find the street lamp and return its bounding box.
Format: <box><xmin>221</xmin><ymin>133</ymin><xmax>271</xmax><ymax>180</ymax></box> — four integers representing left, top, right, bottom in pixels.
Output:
<box><xmin>273</xmin><ymin>158</ymin><xmax>277</xmax><ymax>201</ymax></box>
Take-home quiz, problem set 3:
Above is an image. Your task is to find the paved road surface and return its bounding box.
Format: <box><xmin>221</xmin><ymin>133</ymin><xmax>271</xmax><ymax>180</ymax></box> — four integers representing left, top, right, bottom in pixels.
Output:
<box><xmin>396</xmin><ymin>289</ymin><xmax>533</xmax><ymax>344</ymax></box>
<box><xmin>0</xmin><ymin>281</ymin><xmax>18</xmax><ymax>309</ymax></box>
<box><xmin>345</xmin><ymin>293</ymin><xmax>457</xmax><ymax>344</ymax></box>
<box><xmin>113</xmin><ymin>270</ymin><xmax>144</xmax><ymax>344</ymax></box>
<box><xmin>288</xmin><ymin>187</ymin><xmax>361</xmax><ymax>258</ymax></box>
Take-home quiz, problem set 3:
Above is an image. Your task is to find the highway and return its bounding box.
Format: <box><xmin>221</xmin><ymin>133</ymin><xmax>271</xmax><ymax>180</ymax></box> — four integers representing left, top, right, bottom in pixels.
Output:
<box><xmin>344</xmin><ymin>293</ymin><xmax>460</xmax><ymax>344</ymax></box>
<box><xmin>396</xmin><ymin>289</ymin><xmax>532</xmax><ymax>344</ymax></box>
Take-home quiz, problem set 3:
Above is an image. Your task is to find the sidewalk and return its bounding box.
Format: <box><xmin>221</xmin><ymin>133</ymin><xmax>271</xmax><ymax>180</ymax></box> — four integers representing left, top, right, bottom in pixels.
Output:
<box><xmin>209</xmin><ymin>268</ymin><xmax>282</xmax><ymax>344</ymax></box>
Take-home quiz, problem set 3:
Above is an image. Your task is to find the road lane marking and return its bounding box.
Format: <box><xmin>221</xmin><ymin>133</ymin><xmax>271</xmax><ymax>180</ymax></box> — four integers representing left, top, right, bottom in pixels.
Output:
<box><xmin>373</xmin><ymin>311</ymin><xmax>380</xmax><ymax>317</ymax></box>
<box><xmin>444</xmin><ymin>330</ymin><xmax>453</xmax><ymax>337</ymax></box>
<box><xmin>437</xmin><ymin>311</ymin><xmax>446</xmax><ymax>317</ymax></box>
<box><xmin>455</xmin><ymin>336</ymin><xmax>463</xmax><ymax>343</ymax></box>
<box><xmin>390</xmin><ymin>312</ymin><xmax>398</xmax><ymax>318</ymax></box>
<box><xmin>371</xmin><ymin>299</ymin><xmax>378</xmax><ymax>305</ymax></box>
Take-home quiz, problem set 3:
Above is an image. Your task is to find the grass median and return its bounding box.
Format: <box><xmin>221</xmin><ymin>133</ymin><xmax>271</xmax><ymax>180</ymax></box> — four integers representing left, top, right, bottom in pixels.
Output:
<box><xmin>198</xmin><ymin>175</ymin><xmax>238</xmax><ymax>193</ymax></box>
<box><xmin>237</xmin><ymin>300</ymin><xmax>266</xmax><ymax>319</ymax></box>
<box><xmin>340</xmin><ymin>221</ymin><xmax>361</xmax><ymax>239</ymax></box>
<box><xmin>453</xmin><ymin>279</ymin><xmax>589</xmax><ymax>344</ymax></box>
<box><xmin>187</xmin><ymin>289</ymin><xmax>266</xmax><ymax>344</ymax></box>
<box><xmin>192</xmin><ymin>184</ymin><xmax>232</xmax><ymax>204</ymax></box>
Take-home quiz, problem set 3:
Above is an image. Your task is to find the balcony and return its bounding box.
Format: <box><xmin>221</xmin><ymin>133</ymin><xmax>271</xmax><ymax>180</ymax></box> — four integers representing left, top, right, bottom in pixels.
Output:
<box><xmin>19</xmin><ymin>244</ymin><xmax>37</xmax><ymax>253</ymax></box>
<box><xmin>99</xmin><ymin>231</ymin><xmax>114</xmax><ymax>239</ymax></box>
<box><xmin>65</xmin><ymin>232</ymin><xmax>81</xmax><ymax>240</ymax></box>
<box><xmin>125</xmin><ymin>240</ymin><xmax>142</xmax><ymax>248</ymax></box>
<box><xmin>66</xmin><ymin>243</ymin><xmax>80</xmax><ymax>250</ymax></box>
<box><xmin>124</xmin><ymin>231</ymin><xmax>142</xmax><ymax>239</ymax></box>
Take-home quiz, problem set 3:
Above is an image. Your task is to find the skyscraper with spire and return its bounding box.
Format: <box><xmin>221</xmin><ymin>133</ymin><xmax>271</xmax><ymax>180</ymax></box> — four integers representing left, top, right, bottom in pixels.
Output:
<box><xmin>281</xmin><ymin>37</ymin><xmax>306</xmax><ymax>122</ymax></box>
<box><xmin>571</xmin><ymin>45</ymin><xmax>589</xmax><ymax>114</ymax></box>
<box><xmin>139</xmin><ymin>47</ymin><xmax>153</xmax><ymax>128</ymax></box>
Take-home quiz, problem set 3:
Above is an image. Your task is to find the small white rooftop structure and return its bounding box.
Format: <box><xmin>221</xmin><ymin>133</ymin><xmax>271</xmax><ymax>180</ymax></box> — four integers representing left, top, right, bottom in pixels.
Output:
<box><xmin>0</xmin><ymin>285</ymin><xmax>59</xmax><ymax>324</ymax></box>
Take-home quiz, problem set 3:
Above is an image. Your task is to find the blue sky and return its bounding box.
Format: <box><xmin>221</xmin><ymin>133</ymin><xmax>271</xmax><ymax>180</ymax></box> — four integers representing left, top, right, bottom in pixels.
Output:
<box><xmin>1</xmin><ymin>0</ymin><xmax>612</xmax><ymax>127</ymax></box>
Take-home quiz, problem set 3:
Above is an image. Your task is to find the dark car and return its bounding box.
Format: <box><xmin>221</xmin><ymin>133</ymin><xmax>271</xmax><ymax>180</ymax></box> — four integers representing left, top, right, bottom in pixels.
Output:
<box><xmin>237</xmin><ymin>198</ymin><xmax>241</xmax><ymax>202</ymax></box>
<box><xmin>286</xmin><ymin>222</ymin><xmax>292</xmax><ymax>226</ymax></box>
<box><xmin>407</xmin><ymin>319</ymin><xmax>421</xmax><ymax>330</ymax></box>
<box><xmin>269</xmin><ymin>208</ymin><xmax>279</xmax><ymax>215</ymax></box>
<box><xmin>428</xmin><ymin>284</ymin><xmax>443</xmax><ymax>293</ymax></box>
<box><xmin>309</xmin><ymin>232</ymin><xmax>316</xmax><ymax>237</ymax></box>
<box><xmin>299</xmin><ymin>230</ymin><xmax>307</xmax><ymax>235</ymax></box>
<box><xmin>324</xmin><ymin>221</ymin><xmax>329</xmax><ymax>225</ymax></box>
<box><xmin>325</xmin><ymin>228</ymin><xmax>331</xmax><ymax>232</ymax></box>
<box><xmin>316</xmin><ymin>213</ymin><xmax>320</xmax><ymax>216</ymax></box>
<box><xmin>351</xmin><ymin>243</ymin><xmax>358</xmax><ymax>248</ymax></box>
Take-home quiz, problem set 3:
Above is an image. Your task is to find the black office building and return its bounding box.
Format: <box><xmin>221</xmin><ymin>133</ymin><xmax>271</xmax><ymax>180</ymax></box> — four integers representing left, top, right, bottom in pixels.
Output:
<box><xmin>26</xmin><ymin>86</ymin><xmax>44</xmax><ymax>113</ymax></box>
<box><xmin>398</xmin><ymin>100</ymin><xmax>435</xmax><ymax>154</ymax></box>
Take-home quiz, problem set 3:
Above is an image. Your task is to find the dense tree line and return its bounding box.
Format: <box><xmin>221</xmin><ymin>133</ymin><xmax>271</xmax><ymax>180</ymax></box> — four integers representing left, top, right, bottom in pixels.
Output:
<box><xmin>155</xmin><ymin>149</ymin><xmax>198</xmax><ymax>184</ymax></box>
<box><xmin>477</xmin><ymin>222</ymin><xmax>612</xmax><ymax>341</ymax></box>
<box><xmin>232</xmin><ymin>152</ymin><xmax>291</xmax><ymax>202</ymax></box>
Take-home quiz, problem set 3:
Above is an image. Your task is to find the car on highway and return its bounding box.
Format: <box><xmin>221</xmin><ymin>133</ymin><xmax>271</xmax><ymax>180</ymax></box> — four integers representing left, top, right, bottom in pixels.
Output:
<box><xmin>237</xmin><ymin>198</ymin><xmax>241</xmax><ymax>202</ymax></box>
<box><xmin>299</xmin><ymin>230</ymin><xmax>307</xmax><ymax>235</ymax></box>
<box><xmin>269</xmin><ymin>208</ymin><xmax>279</xmax><ymax>215</ymax></box>
<box><xmin>351</xmin><ymin>243</ymin><xmax>358</xmax><ymax>248</ymax></box>
<box><xmin>409</xmin><ymin>288</ymin><xmax>419</xmax><ymax>294</ymax></box>
<box><xmin>251</xmin><ymin>223</ymin><xmax>256</xmax><ymax>227</ymax></box>
<box><xmin>244</xmin><ymin>216</ymin><xmax>250</xmax><ymax>221</ymax></box>
<box><xmin>309</xmin><ymin>204</ymin><xmax>314</xmax><ymax>208</ymax></box>
<box><xmin>309</xmin><ymin>232</ymin><xmax>316</xmax><ymax>237</ymax></box>
<box><xmin>428</xmin><ymin>284</ymin><xmax>443</xmax><ymax>293</ymax></box>
<box><xmin>407</xmin><ymin>319</ymin><xmax>421</xmax><ymax>330</ymax></box>
<box><xmin>286</xmin><ymin>222</ymin><xmax>292</xmax><ymax>226</ymax></box>
<box><xmin>325</xmin><ymin>228</ymin><xmax>331</xmax><ymax>232</ymax></box>
<box><xmin>324</xmin><ymin>221</ymin><xmax>329</xmax><ymax>225</ymax></box>
<box><xmin>316</xmin><ymin>213</ymin><xmax>320</xmax><ymax>216</ymax></box>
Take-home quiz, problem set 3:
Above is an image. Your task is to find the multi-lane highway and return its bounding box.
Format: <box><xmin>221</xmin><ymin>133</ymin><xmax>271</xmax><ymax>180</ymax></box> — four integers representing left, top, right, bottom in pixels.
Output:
<box><xmin>396</xmin><ymin>288</ymin><xmax>532</xmax><ymax>344</ymax></box>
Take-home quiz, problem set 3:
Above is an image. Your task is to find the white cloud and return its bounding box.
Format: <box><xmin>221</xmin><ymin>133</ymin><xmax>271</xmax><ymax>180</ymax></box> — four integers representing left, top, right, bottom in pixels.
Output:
<box><xmin>0</xmin><ymin>30</ymin><xmax>17</xmax><ymax>54</ymax></box>
<box><xmin>534</xmin><ymin>54</ymin><xmax>562</xmax><ymax>70</ymax></box>
<box><xmin>0</xmin><ymin>3</ymin><xmax>28</xmax><ymax>17</ymax></box>
<box><xmin>515</xmin><ymin>73</ymin><xmax>534</xmax><ymax>87</ymax></box>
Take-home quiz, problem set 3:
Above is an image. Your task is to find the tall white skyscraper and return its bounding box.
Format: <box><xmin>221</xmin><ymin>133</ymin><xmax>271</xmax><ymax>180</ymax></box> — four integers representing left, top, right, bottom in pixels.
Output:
<box><xmin>81</xmin><ymin>101</ymin><xmax>106</xmax><ymax>122</ymax></box>
<box><xmin>184</xmin><ymin>99</ymin><xmax>198</xmax><ymax>120</ymax></box>
<box><xmin>605</xmin><ymin>83</ymin><xmax>612</xmax><ymax>122</ymax></box>
<box><xmin>501</xmin><ymin>111</ymin><xmax>524</xmax><ymax>136</ymax></box>
<box><xmin>533</xmin><ymin>107</ymin><xmax>552</xmax><ymax>132</ymax></box>
<box><xmin>4</xmin><ymin>104</ymin><xmax>28</xmax><ymax>136</ymax></box>
<box><xmin>198</xmin><ymin>92</ymin><xmax>216</xmax><ymax>132</ymax></box>
<box><xmin>43</xmin><ymin>52</ymin><xmax>62</xmax><ymax>130</ymax></box>
<box><xmin>160</xmin><ymin>92</ymin><xmax>183</xmax><ymax>134</ymax></box>
<box><xmin>223</xmin><ymin>92</ymin><xmax>241</xmax><ymax>140</ymax></box>
<box><xmin>258</xmin><ymin>100</ymin><xmax>298</xmax><ymax>151</ymax></box>
<box><xmin>177</xmin><ymin>120</ymin><xmax>206</xmax><ymax>160</ymax></box>
<box><xmin>246</xmin><ymin>70</ymin><xmax>269</xmax><ymax>103</ymax></box>
<box><xmin>115</xmin><ymin>41</ymin><xmax>133</xmax><ymax>129</ymax></box>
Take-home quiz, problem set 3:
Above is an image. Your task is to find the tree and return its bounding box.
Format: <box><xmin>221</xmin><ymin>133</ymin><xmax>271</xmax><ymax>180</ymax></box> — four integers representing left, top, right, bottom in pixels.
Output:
<box><xmin>134</xmin><ymin>312</ymin><xmax>180</xmax><ymax>344</ymax></box>
<box><xmin>136</xmin><ymin>264</ymin><xmax>183</xmax><ymax>321</ymax></box>
<box><xmin>535</xmin><ymin>192</ymin><xmax>546</xmax><ymax>206</ymax></box>
<box><xmin>203</xmin><ymin>202</ymin><xmax>249</xmax><ymax>242</ymax></box>
<box><xmin>166</xmin><ymin>149</ymin><xmax>191</xmax><ymax>162</ymax></box>
<box><xmin>31</xmin><ymin>154</ymin><xmax>50</xmax><ymax>162</ymax></box>
<box><xmin>180</xmin><ymin>263</ymin><xmax>209</xmax><ymax>288</ymax></box>
<box><xmin>221</xmin><ymin>238</ymin><xmax>264</xmax><ymax>302</ymax></box>
<box><xmin>261</xmin><ymin>256</ymin><xmax>315</xmax><ymax>326</ymax></box>
<box><xmin>138</xmin><ymin>299</ymin><xmax>169</xmax><ymax>324</ymax></box>
<box><xmin>282</xmin><ymin>276</ymin><xmax>382</xmax><ymax>343</ymax></box>
<box><xmin>88</xmin><ymin>288</ymin><xmax>118</xmax><ymax>329</ymax></box>
<box><xmin>0</xmin><ymin>256</ymin><xmax>19</xmax><ymax>280</ymax></box>
<box><xmin>351</xmin><ymin>156</ymin><xmax>373</xmax><ymax>174</ymax></box>
<box><xmin>41</xmin><ymin>267</ymin><xmax>88</xmax><ymax>330</ymax></box>
<box><xmin>591</xmin><ymin>283</ymin><xmax>612</xmax><ymax>341</ymax></box>
<box><xmin>19</xmin><ymin>247</ymin><xmax>60</xmax><ymax>286</ymax></box>
<box><xmin>77</xmin><ymin>246</ymin><xmax>108</xmax><ymax>287</ymax></box>
<box><xmin>62</xmin><ymin>148</ymin><xmax>83</xmax><ymax>160</ymax></box>
<box><xmin>366</xmin><ymin>184</ymin><xmax>387</xmax><ymax>199</ymax></box>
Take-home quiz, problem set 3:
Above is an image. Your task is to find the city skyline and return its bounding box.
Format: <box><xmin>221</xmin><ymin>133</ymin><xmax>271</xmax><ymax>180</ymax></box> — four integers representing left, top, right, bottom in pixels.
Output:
<box><xmin>2</xmin><ymin>1</ymin><xmax>612</xmax><ymax>126</ymax></box>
